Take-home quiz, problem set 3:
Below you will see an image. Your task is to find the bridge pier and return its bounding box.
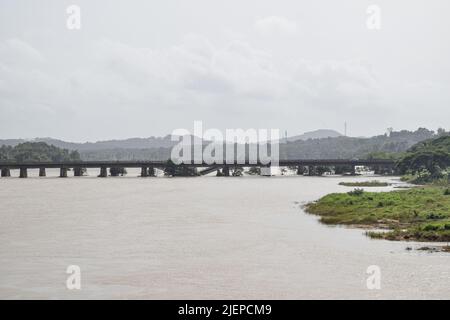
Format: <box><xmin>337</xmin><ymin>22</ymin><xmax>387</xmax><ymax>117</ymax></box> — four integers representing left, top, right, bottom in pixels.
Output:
<box><xmin>19</xmin><ymin>168</ymin><xmax>28</xmax><ymax>178</ymax></box>
<box><xmin>59</xmin><ymin>168</ymin><xmax>68</xmax><ymax>178</ymax></box>
<box><xmin>148</xmin><ymin>166</ymin><xmax>155</xmax><ymax>177</ymax></box>
<box><xmin>110</xmin><ymin>167</ymin><xmax>127</xmax><ymax>176</ymax></box>
<box><xmin>1</xmin><ymin>168</ymin><xmax>11</xmax><ymax>177</ymax></box>
<box><xmin>223</xmin><ymin>166</ymin><xmax>230</xmax><ymax>177</ymax></box>
<box><xmin>74</xmin><ymin>167</ymin><xmax>83</xmax><ymax>176</ymax></box>
<box><xmin>387</xmin><ymin>166</ymin><xmax>395</xmax><ymax>175</ymax></box>
<box><xmin>141</xmin><ymin>166</ymin><xmax>148</xmax><ymax>177</ymax></box>
<box><xmin>99</xmin><ymin>167</ymin><xmax>108</xmax><ymax>178</ymax></box>
<box><xmin>373</xmin><ymin>165</ymin><xmax>380</xmax><ymax>175</ymax></box>
<box><xmin>39</xmin><ymin>168</ymin><xmax>46</xmax><ymax>177</ymax></box>
<box><xmin>110</xmin><ymin>167</ymin><xmax>120</xmax><ymax>177</ymax></box>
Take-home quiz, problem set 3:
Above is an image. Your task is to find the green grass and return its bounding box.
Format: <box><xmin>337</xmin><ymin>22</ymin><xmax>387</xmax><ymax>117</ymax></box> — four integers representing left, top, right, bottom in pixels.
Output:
<box><xmin>338</xmin><ymin>181</ymin><xmax>389</xmax><ymax>187</ymax></box>
<box><xmin>305</xmin><ymin>187</ymin><xmax>450</xmax><ymax>242</ymax></box>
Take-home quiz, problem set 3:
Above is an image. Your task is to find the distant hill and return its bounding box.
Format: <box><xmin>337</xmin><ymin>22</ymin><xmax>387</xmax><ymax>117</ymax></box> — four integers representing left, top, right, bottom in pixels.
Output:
<box><xmin>286</xmin><ymin>129</ymin><xmax>343</xmax><ymax>142</ymax></box>
<box><xmin>0</xmin><ymin>128</ymin><xmax>443</xmax><ymax>161</ymax></box>
<box><xmin>0</xmin><ymin>135</ymin><xmax>185</xmax><ymax>151</ymax></box>
<box><xmin>281</xmin><ymin>128</ymin><xmax>438</xmax><ymax>160</ymax></box>
<box><xmin>0</xmin><ymin>139</ymin><xmax>24</xmax><ymax>147</ymax></box>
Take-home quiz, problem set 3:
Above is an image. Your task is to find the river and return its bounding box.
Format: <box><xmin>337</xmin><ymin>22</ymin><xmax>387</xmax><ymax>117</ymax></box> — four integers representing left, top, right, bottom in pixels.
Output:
<box><xmin>0</xmin><ymin>170</ymin><xmax>449</xmax><ymax>299</ymax></box>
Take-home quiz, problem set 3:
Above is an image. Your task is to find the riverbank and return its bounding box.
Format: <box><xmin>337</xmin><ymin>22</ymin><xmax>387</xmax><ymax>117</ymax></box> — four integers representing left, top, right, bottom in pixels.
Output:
<box><xmin>338</xmin><ymin>180</ymin><xmax>389</xmax><ymax>187</ymax></box>
<box><xmin>305</xmin><ymin>186</ymin><xmax>450</xmax><ymax>242</ymax></box>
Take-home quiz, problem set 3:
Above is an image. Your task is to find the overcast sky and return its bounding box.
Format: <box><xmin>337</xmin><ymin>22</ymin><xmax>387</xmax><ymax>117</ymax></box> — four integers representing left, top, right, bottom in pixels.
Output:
<box><xmin>0</xmin><ymin>0</ymin><xmax>449</xmax><ymax>142</ymax></box>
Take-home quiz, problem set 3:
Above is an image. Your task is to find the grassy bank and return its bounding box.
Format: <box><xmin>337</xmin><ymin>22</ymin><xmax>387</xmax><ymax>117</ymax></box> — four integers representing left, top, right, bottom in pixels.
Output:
<box><xmin>305</xmin><ymin>187</ymin><xmax>450</xmax><ymax>242</ymax></box>
<box><xmin>338</xmin><ymin>181</ymin><xmax>389</xmax><ymax>187</ymax></box>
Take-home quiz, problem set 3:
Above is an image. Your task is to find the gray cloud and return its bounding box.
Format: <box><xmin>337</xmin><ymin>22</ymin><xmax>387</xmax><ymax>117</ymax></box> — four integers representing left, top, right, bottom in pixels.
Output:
<box><xmin>254</xmin><ymin>16</ymin><xmax>298</xmax><ymax>36</ymax></box>
<box><xmin>0</xmin><ymin>0</ymin><xmax>449</xmax><ymax>141</ymax></box>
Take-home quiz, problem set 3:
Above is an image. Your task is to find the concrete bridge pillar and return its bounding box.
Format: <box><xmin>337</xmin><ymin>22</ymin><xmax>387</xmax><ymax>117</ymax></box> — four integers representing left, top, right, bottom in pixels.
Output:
<box><xmin>59</xmin><ymin>168</ymin><xmax>68</xmax><ymax>178</ymax></box>
<box><xmin>148</xmin><ymin>166</ymin><xmax>155</xmax><ymax>177</ymax></box>
<box><xmin>141</xmin><ymin>166</ymin><xmax>148</xmax><ymax>177</ymax></box>
<box><xmin>19</xmin><ymin>168</ymin><xmax>28</xmax><ymax>178</ymax></box>
<box><xmin>99</xmin><ymin>167</ymin><xmax>108</xmax><ymax>178</ymax></box>
<box><xmin>223</xmin><ymin>166</ymin><xmax>230</xmax><ymax>177</ymax></box>
<box><xmin>110</xmin><ymin>167</ymin><xmax>127</xmax><ymax>176</ymax></box>
<box><xmin>74</xmin><ymin>167</ymin><xmax>83</xmax><ymax>176</ymax></box>
<box><xmin>372</xmin><ymin>166</ymin><xmax>379</xmax><ymax>175</ymax></box>
<box><xmin>1</xmin><ymin>168</ymin><xmax>11</xmax><ymax>177</ymax></box>
<box><xmin>307</xmin><ymin>166</ymin><xmax>314</xmax><ymax>176</ymax></box>
<box><xmin>110</xmin><ymin>167</ymin><xmax>119</xmax><ymax>177</ymax></box>
<box><xmin>350</xmin><ymin>166</ymin><xmax>356</xmax><ymax>175</ymax></box>
<box><xmin>39</xmin><ymin>168</ymin><xmax>46</xmax><ymax>177</ymax></box>
<box><xmin>388</xmin><ymin>165</ymin><xmax>396</xmax><ymax>175</ymax></box>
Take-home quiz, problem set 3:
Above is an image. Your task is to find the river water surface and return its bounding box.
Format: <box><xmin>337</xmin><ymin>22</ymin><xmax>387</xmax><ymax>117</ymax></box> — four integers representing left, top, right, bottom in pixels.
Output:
<box><xmin>0</xmin><ymin>171</ymin><xmax>449</xmax><ymax>299</ymax></box>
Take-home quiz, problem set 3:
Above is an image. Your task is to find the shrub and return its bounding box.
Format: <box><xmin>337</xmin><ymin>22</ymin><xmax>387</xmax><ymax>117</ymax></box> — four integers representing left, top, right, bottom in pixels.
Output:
<box><xmin>423</xmin><ymin>224</ymin><xmax>440</xmax><ymax>231</ymax></box>
<box><xmin>426</xmin><ymin>213</ymin><xmax>445</xmax><ymax>220</ymax></box>
<box><xmin>348</xmin><ymin>188</ymin><xmax>364</xmax><ymax>196</ymax></box>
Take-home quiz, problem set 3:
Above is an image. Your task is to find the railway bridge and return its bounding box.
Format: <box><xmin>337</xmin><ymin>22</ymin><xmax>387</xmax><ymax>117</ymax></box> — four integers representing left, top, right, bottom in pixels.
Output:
<box><xmin>0</xmin><ymin>159</ymin><xmax>396</xmax><ymax>178</ymax></box>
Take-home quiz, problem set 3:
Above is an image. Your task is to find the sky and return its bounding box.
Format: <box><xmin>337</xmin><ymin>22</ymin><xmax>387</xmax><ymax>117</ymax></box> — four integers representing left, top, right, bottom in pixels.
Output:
<box><xmin>0</xmin><ymin>0</ymin><xmax>449</xmax><ymax>142</ymax></box>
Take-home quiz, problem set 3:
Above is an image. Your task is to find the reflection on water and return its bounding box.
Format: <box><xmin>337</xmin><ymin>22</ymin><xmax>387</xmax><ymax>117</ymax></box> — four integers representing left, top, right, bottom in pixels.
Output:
<box><xmin>0</xmin><ymin>172</ymin><xmax>449</xmax><ymax>299</ymax></box>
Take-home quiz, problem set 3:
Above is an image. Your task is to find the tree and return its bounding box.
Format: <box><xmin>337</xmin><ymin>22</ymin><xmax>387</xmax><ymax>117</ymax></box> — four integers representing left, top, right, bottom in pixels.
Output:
<box><xmin>0</xmin><ymin>142</ymin><xmax>80</xmax><ymax>162</ymax></box>
<box><xmin>396</xmin><ymin>136</ymin><xmax>450</xmax><ymax>180</ymax></box>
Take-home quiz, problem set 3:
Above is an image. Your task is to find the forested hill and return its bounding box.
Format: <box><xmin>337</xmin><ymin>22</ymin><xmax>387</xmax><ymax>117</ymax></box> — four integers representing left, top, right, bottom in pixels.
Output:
<box><xmin>0</xmin><ymin>142</ymin><xmax>80</xmax><ymax>162</ymax></box>
<box><xmin>0</xmin><ymin>128</ymin><xmax>446</xmax><ymax>161</ymax></box>
<box><xmin>281</xmin><ymin>128</ymin><xmax>439</xmax><ymax>160</ymax></box>
<box><xmin>77</xmin><ymin>128</ymin><xmax>443</xmax><ymax>160</ymax></box>
<box><xmin>397</xmin><ymin>135</ymin><xmax>450</xmax><ymax>177</ymax></box>
<box><xmin>408</xmin><ymin>135</ymin><xmax>450</xmax><ymax>153</ymax></box>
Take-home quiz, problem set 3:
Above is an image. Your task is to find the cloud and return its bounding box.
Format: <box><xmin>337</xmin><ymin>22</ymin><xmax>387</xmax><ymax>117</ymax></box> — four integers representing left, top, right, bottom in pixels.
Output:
<box><xmin>254</xmin><ymin>16</ymin><xmax>298</xmax><ymax>36</ymax></box>
<box><xmin>0</xmin><ymin>38</ymin><xmax>60</xmax><ymax>112</ymax></box>
<box><xmin>0</xmin><ymin>39</ymin><xmax>44</xmax><ymax>66</ymax></box>
<box><xmin>0</xmin><ymin>37</ymin><xmax>384</xmax><ymax>125</ymax></box>
<box><xmin>289</xmin><ymin>60</ymin><xmax>381</xmax><ymax>110</ymax></box>
<box><xmin>2</xmin><ymin>35</ymin><xmax>436</xmax><ymax>139</ymax></box>
<box><xmin>89</xmin><ymin>36</ymin><xmax>286</xmax><ymax>102</ymax></box>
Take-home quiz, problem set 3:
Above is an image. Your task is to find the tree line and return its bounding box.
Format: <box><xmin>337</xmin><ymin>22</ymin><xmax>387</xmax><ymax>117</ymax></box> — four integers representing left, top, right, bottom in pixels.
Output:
<box><xmin>0</xmin><ymin>142</ymin><xmax>81</xmax><ymax>162</ymax></box>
